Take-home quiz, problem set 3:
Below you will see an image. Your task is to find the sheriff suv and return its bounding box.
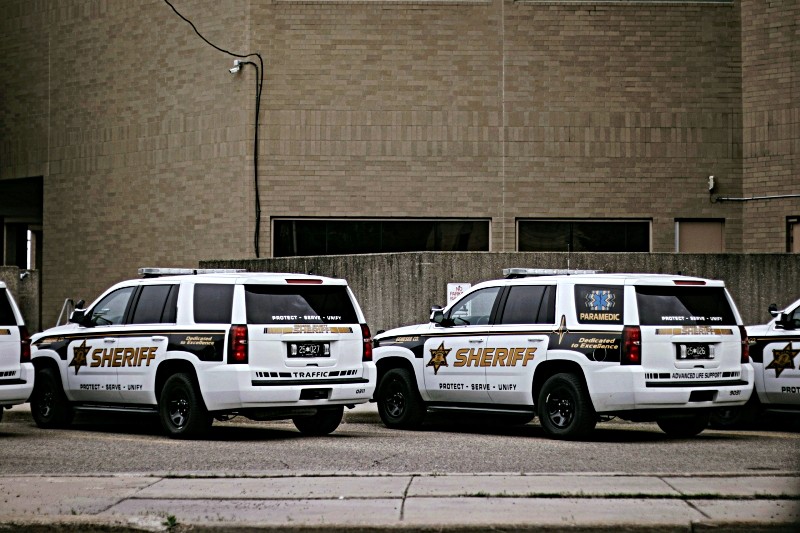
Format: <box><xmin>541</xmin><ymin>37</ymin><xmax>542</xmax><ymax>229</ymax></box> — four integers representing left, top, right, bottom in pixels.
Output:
<box><xmin>0</xmin><ymin>281</ymin><xmax>33</xmax><ymax>422</ymax></box>
<box><xmin>372</xmin><ymin>269</ymin><xmax>753</xmax><ymax>439</ymax></box>
<box><xmin>29</xmin><ymin>269</ymin><xmax>376</xmax><ymax>438</ymax></box>
<box><xmin>711</xmin><ymin>297</ymin><xmax>800</xmax><ymax>428</ymax></box>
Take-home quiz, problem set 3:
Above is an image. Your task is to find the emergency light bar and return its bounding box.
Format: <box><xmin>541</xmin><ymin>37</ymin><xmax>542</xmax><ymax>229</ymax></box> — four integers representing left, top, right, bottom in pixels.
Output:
<box><xmin>503</xmin><ymin>268</ymin><xmax>603</xmax><ymax>278</ymax></box>
<box><xmin>138</xmin><ymin>267</ymin><xmax>247</xmax><ymax>278</ymax></box>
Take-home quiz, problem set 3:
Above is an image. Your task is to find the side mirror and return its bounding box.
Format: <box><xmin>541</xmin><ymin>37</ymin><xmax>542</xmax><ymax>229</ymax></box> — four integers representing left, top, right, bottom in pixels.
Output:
<box><xmin>430</xmin><ymin>307</ymin><xmax>444</xmax><ymax>325</ymax></box>
<box><xmin>777</xmin><ymin>312</ymin><xmax>795</xmax><ymax>331</ymax></box>
<box><xmin>69</xmin><ymin>309</ymin><xmax>86</xmax><ymax>324</ymax></box>
<box><xmin>768</xmin><ymin>303</ymin><xmax>779</xmax><ymax>317</ymax></box>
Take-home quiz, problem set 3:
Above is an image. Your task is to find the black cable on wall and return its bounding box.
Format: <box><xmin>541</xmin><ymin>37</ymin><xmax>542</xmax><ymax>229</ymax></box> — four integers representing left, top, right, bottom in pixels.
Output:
<box><xmin>163</xmin><ymin>0</ymin><xmax>264</xmax><ymax>258</ymax></box>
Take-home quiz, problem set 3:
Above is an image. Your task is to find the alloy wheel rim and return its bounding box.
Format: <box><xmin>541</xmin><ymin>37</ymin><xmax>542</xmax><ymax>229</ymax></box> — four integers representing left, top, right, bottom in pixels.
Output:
<box><xmin>546</xmin><ymin>389</ymin><xmax>575</xmax><ymax>428</ymax></box>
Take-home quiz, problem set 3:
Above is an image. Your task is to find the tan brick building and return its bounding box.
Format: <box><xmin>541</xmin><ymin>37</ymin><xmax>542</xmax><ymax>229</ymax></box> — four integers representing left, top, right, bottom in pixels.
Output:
<box><xmin>1</xmin><ymin>0</ymin><xmax>798</xmax><ymax>328</ymax></box>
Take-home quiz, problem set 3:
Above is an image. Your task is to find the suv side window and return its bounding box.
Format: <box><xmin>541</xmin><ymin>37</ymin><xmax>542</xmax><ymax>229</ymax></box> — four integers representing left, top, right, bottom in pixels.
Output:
<box><xmin>130</xmin><ymin>285</ymin><xmax>178</xmax><ymax>324</ymax></box>
<box><xmin>499</xmin><ymin>285</ymin><xmax>556</xmax><ymax>325</ymax></box>
<box><xmin>0</xmin><ymin>289</ymin><xmax>16</xmax><ymax>325</ymax></box>
<box><xmin>90</xmin><ymin>287</ymin><xmax>135</xmax><ymax>326</ymax></box>
<box><xmin>448</xmin><ymin>287</ymin><xmax>501</xmax><ymax>326</ymax></box>
<box><xmin>193</xmin><ymin>284</ymin><xmax>234</xmax><ymax>324</ymax></box>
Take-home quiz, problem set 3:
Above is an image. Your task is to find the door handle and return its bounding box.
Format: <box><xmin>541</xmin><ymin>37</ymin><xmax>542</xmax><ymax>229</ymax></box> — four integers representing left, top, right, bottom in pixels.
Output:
<box><xmin>103</xmin><ymin>338</ymin><xmax>115</xmax><ymax>344</ymax></box>
<box><xmin>527</xmin><ymin>336</ymin><xmax>547</xmax><ymax>342</ymax></box>
<box><xmin>468</xmin><ymin>338</ymin><xmax>484</xmax><ymax>344</ymax></box>
<box><xmin>151</xmin><ymin>336</ymin><xmax>168</xmax><ymax>342</ymax></box>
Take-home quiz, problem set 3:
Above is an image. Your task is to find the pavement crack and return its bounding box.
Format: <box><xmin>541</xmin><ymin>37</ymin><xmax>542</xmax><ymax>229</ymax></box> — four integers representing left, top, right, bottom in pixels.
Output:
<box><xmin>399</xmin><ymin>474</ymin><xmax>415</xmax><ymax>521</ymax></box>
<box><xmin>659</xmin><ymin>476</ymin><xmax>712</xmax><ymax>520</ymax></box>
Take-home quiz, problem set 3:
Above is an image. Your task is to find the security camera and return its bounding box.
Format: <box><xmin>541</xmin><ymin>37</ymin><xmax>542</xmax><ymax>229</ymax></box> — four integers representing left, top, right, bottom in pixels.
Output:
<box><xmin>229</xmin><ymin>59</ymin><xmax>242</xmax><ymax>74</ymax></box>
<box><xmin>708</xmin><ymin>175</ymin><xmax>715</xmax><ymax>192</ymax></box>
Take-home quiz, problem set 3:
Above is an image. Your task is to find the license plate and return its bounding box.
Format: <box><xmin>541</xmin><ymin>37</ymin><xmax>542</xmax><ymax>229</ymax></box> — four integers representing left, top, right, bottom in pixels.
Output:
<box><xmin>288</xmin><ymin>342</ymin><xmax>330</xmax><ymax>358</ymax></box>
<box><xmin>677</xmin><ymin>343</ymin><xmax>712</xmax><ymax>360</ymax></box>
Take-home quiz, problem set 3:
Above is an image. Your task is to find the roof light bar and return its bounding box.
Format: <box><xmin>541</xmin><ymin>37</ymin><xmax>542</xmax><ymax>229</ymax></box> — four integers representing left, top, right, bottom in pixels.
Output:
<box><xmin>503</xmin><ymin>268</ymin><xmax>603</xmax><ymax>279</ymax></box>
<box><xmin>138</xmin><ymin>267</ymin><xmax>246</xmax><ymax>278</ymax></box>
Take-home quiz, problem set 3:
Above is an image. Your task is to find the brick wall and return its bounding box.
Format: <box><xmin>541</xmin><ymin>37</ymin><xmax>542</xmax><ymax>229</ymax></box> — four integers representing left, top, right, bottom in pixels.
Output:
<box><xmin>741</xmin><ymin>0</ymin><xmax>800</xmax><ymax>251</ymax></box>
<box><xmin>0</xmin><ymin>0</ymin><xmax>774</xmax><ymax>327</ymax></box>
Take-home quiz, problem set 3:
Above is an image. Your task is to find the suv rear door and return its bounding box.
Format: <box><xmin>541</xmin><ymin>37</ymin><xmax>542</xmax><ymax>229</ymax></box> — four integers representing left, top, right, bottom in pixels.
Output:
<box><xmin>0</xmin><ymin>287</ymin><xmax>24</xmax><ymax>386</ymax></box>
<box><xmin>633</xmin><ymin>282</ymin><xmax>745</xmax><ymax>389</ymax></box>
<box><xmin>244</xmin><ymin>281</ymin><xmax>367</xmax><ymax>388</ymax></box>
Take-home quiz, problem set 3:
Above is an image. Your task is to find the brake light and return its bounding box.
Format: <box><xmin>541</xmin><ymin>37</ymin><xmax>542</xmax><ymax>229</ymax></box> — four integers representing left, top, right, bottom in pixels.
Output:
<box><xmin>738</xmin><ymin>325</ymin><xmax>750</xmax><ymax>364</ymax></box>
<box><xmin>228</xmin><ymin>325</ymin><xmax>248</xmax><ymax>364</ymax></box>
<box><xmin>621</xmin><ymin>326</ymin><xmax>641</xmax><ymax>365</ymax></box>
<box><xmin>674</xmin><ymin>280</ymin><xmax>706</xmax><ymax>285</ymax></box>
<box><xmin>19</xmin><ymin>325</ymin><xmax>31</xmax><ymax>363</ymax></box>
<box><xmin>285</xmin><ymin>278</ymin><xmax>323</xmax><ymax>284</ymax></box>
<box><xmin>361</xmin><ymin>324</ymin><xmax>372</xmax><ymax>362</ymax></box>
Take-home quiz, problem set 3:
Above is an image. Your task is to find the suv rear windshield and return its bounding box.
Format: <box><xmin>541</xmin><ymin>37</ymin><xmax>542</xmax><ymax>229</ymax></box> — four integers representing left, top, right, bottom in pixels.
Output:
<box><xmin>245</xmin><ymin>285</ymin><xmax>358</xmax><ymax>325</ymax></box>
<box><xmin>0</xmin><ymin>289</ymin><xmax>16</xmax><ymax>326</ymax></box>
<box><xmin>635</xmin><ymin>286</ymin><xmax>736</xmax><ymax>326</ymax></box>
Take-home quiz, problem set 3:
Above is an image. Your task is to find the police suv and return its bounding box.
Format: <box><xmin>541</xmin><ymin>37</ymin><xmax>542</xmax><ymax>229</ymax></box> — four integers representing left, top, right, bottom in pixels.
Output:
<box><xmin>29</xmin><ymin>269</ymin><xmax>376</xmax><ymax>438</ymax></box>
<box><xmin>372</xmin><ymin>269</ymin><xmax>754</xmax><ymax>439</ymax></box>
<box><xmin>711</xmin><ymin>297</ymin><xmax>800</xmax><ymax>427</ymax></box>
<box><xmin>0</xmin><ymin>281</ymin><xmax>33</xmax><ymax>423</ymax></box>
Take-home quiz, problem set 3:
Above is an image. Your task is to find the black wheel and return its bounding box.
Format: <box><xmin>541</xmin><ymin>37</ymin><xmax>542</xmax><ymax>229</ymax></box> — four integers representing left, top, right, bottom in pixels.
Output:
<box><xmin>657</xmin><ymin>412</ymin><xmax>710</xmax><ymax>438</ymax></box>
<box><xmin>537</xmin><ymin>373</ymin><xmax>596</xmax><ymax>439</ymax></box>
<box><xmin>710</xmin><ymin>395</ymin><xmax>761</xmax><ymax>430</ymax></box>
<box><xmin>30</xmin><ymin>367</ymin><xmax>74</xmax><ymax>428</ymax></box>
<box><xmin>158</xmin><ymin>373</ymin><xmax>211</xmax><ymax>439</ymax></box>
<box><xmin>292</xmin><ymin>406</ymin><xmax>344</xmax><ymax>436</ymax></box>
<box><xmin>376</xmin><ymin>368</ymin><xmax>426</xmax><ymax>429</ymax></box>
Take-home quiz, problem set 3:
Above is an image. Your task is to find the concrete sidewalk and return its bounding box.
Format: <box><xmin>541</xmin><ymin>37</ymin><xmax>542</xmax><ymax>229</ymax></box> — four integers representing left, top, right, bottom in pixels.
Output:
<box><xmin>1</xmin><ymin>472</ymin><xmax>798</xmax><ymax>532</ymax></box>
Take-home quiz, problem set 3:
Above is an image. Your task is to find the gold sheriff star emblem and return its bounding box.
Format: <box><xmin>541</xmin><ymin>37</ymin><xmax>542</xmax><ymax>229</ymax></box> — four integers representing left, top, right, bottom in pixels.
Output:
<box><xmin>765</xmin><ymin>342</ymin><xmax>799</xmax><ymax>378</ymax></box>
<box><xmin>69</xmin><ymin>340</ymin><xmax>91</xmax><ymax>375</ymax></box>
<box><xmin>427</xmin><ymin>342</ymin><xmax>451</xmax><ymax>375</ymax></box>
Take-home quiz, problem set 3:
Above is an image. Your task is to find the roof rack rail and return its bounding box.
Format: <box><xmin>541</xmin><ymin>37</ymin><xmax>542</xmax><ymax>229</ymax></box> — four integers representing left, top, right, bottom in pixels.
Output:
<box><xmin>503</xmin><ymin>267</ymin><xmax>603</xmax><ymax>279</ymax></box>
<box><xmin>138</xmin><ymin>267</ymin><xmax>247</xmax><ymax>278</ymax></box>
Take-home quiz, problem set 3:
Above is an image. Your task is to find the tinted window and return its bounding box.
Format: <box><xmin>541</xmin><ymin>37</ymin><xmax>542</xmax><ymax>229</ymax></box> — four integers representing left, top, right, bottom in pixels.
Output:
<box><xmin>447</xmin><ymin>287</ymin><xmax>501</xmax><ymax>326</ymax></box>
<box><xmin>0</xmin><ymin>289</ymin><xmax>16</xmax><ymax>326</ymax></box>
<box><xmin>499</xmin><ymin>285</ymin><xmax>556</xmax><ymax>325</ymax></box>
<box><xmin>245</xmin><ymin>285</ymin><xmax>358</xmax><ymax>324</ymax></box>
<box><xmin>194</xmin><ymin>284</ymin><xmax>234</xmax><ymax>324</ymax></box>
<box><xmin>519</xmin><ymin>220</ymin><xmax>649</xmax><ymax>252</ymax></box>
<box><xmin>574</xmin><ymin>285</ymin><xmax>625</xmax><ymax>325</ymax></box>
<box><xmin>130</xmin><ymin>285</ymin><xmax>176</xmax><ymax>324</ymax></box>
<box><xmin>635</xmin><ymin>286</ymin><xmax>736</xmax><ymax>326</ymax></box>
<box><xmin>90</xmin><ymin>287</ymin><xmax>135</xmax><ymax>326</ymax></box>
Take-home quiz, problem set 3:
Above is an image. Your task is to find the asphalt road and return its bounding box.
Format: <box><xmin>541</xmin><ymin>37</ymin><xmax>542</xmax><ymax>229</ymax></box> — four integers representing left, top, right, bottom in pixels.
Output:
<box><xmin>2</xmin><ymin>404</ymin><xmax>799</xmax><ymax>476</ymax></box>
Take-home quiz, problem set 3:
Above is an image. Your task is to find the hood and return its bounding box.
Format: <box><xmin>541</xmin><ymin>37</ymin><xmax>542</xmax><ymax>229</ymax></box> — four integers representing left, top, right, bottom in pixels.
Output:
<box><xmin>375</xmin><ymin>322</ymin><xmax>432</xmax><ymax>340</ymax></box>
<box><xmin>31</xmin><ymin>322</ymin><xmax>82</xmax><ymax>343</ymax></box>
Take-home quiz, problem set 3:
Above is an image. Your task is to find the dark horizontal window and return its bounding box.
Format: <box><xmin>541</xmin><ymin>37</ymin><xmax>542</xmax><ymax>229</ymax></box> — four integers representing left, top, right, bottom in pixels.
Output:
<box><xmin>635</xmin><ymin>286</ymin><xmax>736</xmax><ymax>326</ymax></box>
<box><xmin>245</xmin><ymin>285</ymin><xmax>358</xmax><ymax>325</ymax></box>
<box><xmin>518</xmin><ymin>220</ymin><xmax>650</xmax><ymax>253</ymax></box>
<box><xmin>273</xmin><ymin>219</ymin><xmax>489</xmax><ymax>257</ymax></box>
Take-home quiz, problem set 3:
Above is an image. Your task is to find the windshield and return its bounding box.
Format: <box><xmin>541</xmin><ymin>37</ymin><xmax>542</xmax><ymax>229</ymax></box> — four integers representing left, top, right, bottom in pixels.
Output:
<box><xmin>635</xmin><ymin>286</ymin><xmax>736</xmax><ymax>326</ymax></box>
<box><xmin>245</xmin><ymin>285</ymin><xmax>358</xmax><ymax>324</ymax></box>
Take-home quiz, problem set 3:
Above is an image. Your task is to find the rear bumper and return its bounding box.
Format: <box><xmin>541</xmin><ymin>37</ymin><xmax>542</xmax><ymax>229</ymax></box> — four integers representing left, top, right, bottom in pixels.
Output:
<box><xmin>587</xmin><ymin>364</ymin><xmax>754</xmax><ymax>413</ymax></box>
<box><xmin>0</xmin><ymin>363</ymin><xmax>34</xmax><ymax>405</ymax></box>
<box><xmin>198</xmin><ymin>363</ymin><xmax>377</xmax><ymax>412</ymax></box>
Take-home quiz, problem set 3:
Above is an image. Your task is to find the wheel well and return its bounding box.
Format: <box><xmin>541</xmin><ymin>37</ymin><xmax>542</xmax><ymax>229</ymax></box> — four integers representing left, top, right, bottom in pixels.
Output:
<box><xmin>531</xmin><ymin>360</ymin><xmax>587</xmax><ymax>404</ymax></box>
<box><xmin>32</xmin><ymin>356</ymin><xmax>59</xmax><ymax>374</ymax></box>
<box><xmin>154</xmin><ymin>360</ymin><xmax>199</xmax><ymax>400</ymax></box>
<box><xmin>375</xmin><ymin>357</ymin><xmax>416</xmax><ymax>394</ymax></box>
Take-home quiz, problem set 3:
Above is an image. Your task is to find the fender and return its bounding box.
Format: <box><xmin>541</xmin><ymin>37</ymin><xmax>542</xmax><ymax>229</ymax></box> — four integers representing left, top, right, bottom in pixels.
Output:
<box><xmin>373</xmin><ymin>344</ymin><xmax>429</xmax><ymax>401</ymax></box>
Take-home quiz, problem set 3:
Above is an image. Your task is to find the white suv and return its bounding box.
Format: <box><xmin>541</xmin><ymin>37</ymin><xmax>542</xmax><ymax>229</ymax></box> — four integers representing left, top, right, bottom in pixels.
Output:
<box><xmin>0</xmin><ymin>281</ymin><xmax>33</xmax><ymax>422</ymax></box>
<box><xmin>29</xmin><ymin>269</ymin><xmax>376</xmax><ymax>438</ymax></box>
<box><xmin>372</xmin><ymin>269</ymin><xmax>754</xmax><ymax>439</ymax></box>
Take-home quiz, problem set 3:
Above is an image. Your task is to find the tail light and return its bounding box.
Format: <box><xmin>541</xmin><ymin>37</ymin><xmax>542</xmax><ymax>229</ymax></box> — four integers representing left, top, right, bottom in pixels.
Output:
<box><xmin>738</xmin><ymin>325</ymin><xmax>750</xmax><ymax>364</ymax></box>
<box><xmin>621</xmin><ymin>325</ymin><xmax>641</xmax><ymax>365</ymax></box>
<box><xmin>228</xmin><ymin>325</ymin><xmax>248</xmax><ymax>364</ymax></box>
<box><xmin>361</xmin><ymin>324</ymin><xmax>372</xmax><ymax>362</ymax></box>
<box><xmin>20</xmin><ymin>325</ymin><xmax>31</xmax><ymax>363</ymax></box>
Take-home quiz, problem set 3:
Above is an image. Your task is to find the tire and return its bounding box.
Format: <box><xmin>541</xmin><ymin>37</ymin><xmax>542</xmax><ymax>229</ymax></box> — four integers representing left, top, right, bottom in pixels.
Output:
<box><xmin>656</xmin><ymin>412</ymin><xmax>710</xmax><ymax>438</ymax></box>
<box><xmin>709</xmin><ymin>395</ymin><xmax>761</xmax><ymax>430</ymax></box>
<box><xmin>292</xmin><ymin>406</ymin><xmax>344</xmax><ymax>436</ymax></box>
<box><xmin>376</xmin><ymin>368</ymin><xmax>426</xmax><ymax>429</ymax></box>
<box><xmin>30</xmin><ymin>367</ymin><xmax>74</xmax><ymax>429</ymax></box>
<box><xmin>537</xmin><ymin>373</ymin><xmax>597</xmax><ymax>439</ymax></box>
<box><xmin>158</xmin><ymin>373</ymin><xmax>211</xmax><ymax>439</ymax></box>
